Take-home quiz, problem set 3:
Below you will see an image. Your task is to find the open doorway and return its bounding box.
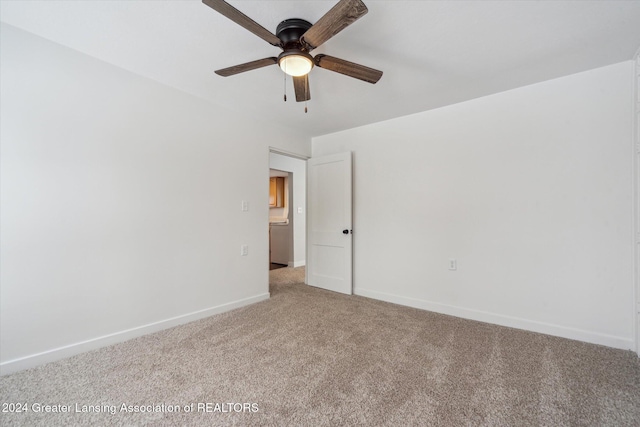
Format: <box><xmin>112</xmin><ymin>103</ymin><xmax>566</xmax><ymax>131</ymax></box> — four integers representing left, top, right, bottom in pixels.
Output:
<box><xmin>269</xmin><ymin>168</ymin><xmax>290</xmax><ymax>270</ymax></box>
<box><xmin>268</xmin><ymin>151</ymin><xmax>307</xmax><ymax>274</ymax></box>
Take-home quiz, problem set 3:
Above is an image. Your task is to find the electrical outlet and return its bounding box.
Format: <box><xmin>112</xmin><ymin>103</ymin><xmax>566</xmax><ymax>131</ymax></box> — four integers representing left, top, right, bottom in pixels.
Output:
<box><xmin>241</xmin><ymin>245</ymin><xmax>248</xmax><ymax>256</ymax></box>
<box><xmin>241</xmin><ymin>200</ymin><xmax>249</xmax><ymax>212</ymax></box>
<box><xmin>448</xmin><ymin>258</ymin><xmax>457</xmax><ymax>271</ymax></box>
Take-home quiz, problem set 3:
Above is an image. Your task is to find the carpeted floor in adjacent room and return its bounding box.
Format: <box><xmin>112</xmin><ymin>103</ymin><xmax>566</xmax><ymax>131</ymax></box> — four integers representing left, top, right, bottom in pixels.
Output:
<box><xmin>1</xmin><ymin>266</ymin><xmax>639</xmax><ymax>426</ymax></box>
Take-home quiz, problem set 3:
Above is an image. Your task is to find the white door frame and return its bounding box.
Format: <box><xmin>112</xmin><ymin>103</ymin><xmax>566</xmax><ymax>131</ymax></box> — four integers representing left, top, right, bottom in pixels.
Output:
<box><xmin>633</xmin><ymin>49</ymin><xmax>640</xmax><ymax>357</ymax></box>
<box><xmin>268</xmin><ymin>148</ymin><xmax>309</xmax><ymax>270</ymax></box>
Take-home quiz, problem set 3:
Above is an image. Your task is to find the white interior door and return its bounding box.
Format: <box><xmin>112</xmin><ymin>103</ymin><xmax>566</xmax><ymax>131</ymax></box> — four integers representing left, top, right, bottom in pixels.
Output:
<box><xmin>307</xmin><ymin>152</ymin><xmax>352</xmax><ymax>294</ymax></box>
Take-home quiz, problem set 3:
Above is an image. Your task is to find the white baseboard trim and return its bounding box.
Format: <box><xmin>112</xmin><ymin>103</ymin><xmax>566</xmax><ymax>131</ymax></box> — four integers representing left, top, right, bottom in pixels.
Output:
<box><xmin>289</xmin><ymin>260</ymin><xmax>306</xmax><ymax>268</ymax></box>
<box><xmin>355</xmin><ymin>288</ymin><xmax>634</xmax><ymax>351</ymax></box>
<box><xmin>0</xmin><ymin>293</ymin><xmax>270</xmax><ymax>376</ymax></box>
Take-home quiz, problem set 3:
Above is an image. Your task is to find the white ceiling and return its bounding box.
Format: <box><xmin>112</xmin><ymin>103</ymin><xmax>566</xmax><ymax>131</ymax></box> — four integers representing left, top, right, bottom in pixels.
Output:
<box><xmin>2</xmin><ymin>0</ymin><xmax>640</xmax><ymax>138</ymax></box>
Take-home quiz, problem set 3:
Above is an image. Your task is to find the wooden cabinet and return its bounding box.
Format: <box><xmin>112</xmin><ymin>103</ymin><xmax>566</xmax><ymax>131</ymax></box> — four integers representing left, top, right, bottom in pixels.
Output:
<box><xmin>269</xmin><ymin>177</ymin><xmax>285</xmax><ymax>207</ymax></box>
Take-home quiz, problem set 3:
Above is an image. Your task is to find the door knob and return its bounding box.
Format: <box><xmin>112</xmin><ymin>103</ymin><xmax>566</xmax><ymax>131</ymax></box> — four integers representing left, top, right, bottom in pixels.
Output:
<box><xmin>343</xmin><ymin>229</ymin><xmax>349</xmax><ymax>234</ymax></box>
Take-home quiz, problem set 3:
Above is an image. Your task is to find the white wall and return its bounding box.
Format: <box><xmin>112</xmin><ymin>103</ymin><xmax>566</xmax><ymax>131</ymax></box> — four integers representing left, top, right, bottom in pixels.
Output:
<box><xmin>269</xmin><ymin>153</ymin><xmax>306</xmax><ymax>267</ymax></box>
<box><xmin>313</xmin><ymin>61</ymin><xmax>635</xmax><ymax>350</ymax></box>
<box><xmin>0</xmin><ymin>24</ymin><xmax>311</xmax><ymax>374</ymax></box>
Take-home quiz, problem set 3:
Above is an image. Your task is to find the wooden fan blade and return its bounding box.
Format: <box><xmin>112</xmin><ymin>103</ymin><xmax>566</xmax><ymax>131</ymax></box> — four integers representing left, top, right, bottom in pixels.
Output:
<box><xmin>215</xmin><ymin>57</ymin><xmax>278</xmax><ymax>77</ymax></box>
<box><xmin>314</xmin><ymin>54</ymin><xmax>382</xmax><ymax>84</ymax></box>
<box><xmin>301</xmin><ymin>0</ymin><xmax>368</xmax><ymax>50</ymax></box>
<box><xmin>293</xmin><ymin>75</ymin><xmax>311</xmax><ymax>102</ymax></box>
<box><xmin>203</xmin><ymin>0</ymin><xmax>282</xmax><ymax>47</ymax></box>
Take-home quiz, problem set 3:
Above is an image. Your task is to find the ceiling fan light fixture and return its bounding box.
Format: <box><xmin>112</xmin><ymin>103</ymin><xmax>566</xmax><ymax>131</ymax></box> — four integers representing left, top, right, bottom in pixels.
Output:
<box><xmin>278</xmin><ymin>52</ymin><xmax>314</xmax><ymax>77</ymax></box>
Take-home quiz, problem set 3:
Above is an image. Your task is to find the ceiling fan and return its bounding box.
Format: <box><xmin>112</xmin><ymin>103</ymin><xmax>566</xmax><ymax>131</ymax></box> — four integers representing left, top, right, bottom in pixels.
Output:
<box><xmin>202</xmin><ymin>0</ymin><xmax>383</xmax><ymax>107</ymax></box>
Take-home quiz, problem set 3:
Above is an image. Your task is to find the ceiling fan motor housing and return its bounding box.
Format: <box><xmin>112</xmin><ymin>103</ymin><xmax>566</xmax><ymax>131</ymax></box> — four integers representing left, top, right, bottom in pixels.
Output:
<box><xmin>277</xmin><ymin>19</ymin><xmax>313</xmax><ymax>49</ymax></box>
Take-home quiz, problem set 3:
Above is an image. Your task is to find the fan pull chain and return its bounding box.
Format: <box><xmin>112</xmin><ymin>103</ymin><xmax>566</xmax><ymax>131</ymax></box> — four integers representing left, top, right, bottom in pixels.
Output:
<box><xmin>304</xmin><ymin>77</ymin><xmax>308</xmax><ymax>113</ymax></box>
<box><xmin>283</xmin><ymin>71</ymin><xmax>287</xmax><ymax>102</ymax></box>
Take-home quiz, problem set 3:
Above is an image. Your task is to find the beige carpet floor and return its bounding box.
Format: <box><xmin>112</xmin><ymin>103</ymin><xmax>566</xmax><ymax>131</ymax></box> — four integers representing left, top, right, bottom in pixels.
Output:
<box><xmin>1</xmin><ymin>266</ymin><xmax>639</xmax><ymax>426</ymax></box>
